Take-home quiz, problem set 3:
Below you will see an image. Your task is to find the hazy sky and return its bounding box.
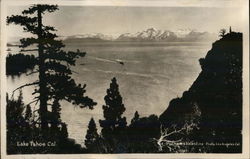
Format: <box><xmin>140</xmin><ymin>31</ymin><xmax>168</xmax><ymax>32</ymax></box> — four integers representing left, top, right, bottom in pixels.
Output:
<box><xmin>6</xmin><ymin>5</ymin><xmax>246</xmax><ymax>38</ymax></box>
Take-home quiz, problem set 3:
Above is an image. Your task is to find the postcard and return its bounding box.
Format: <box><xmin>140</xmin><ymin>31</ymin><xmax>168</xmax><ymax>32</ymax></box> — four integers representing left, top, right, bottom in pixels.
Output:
<box><xmin>1</xmin><ymin>0</ymin><xmax>249</xmax><ymax>158</ymax></box>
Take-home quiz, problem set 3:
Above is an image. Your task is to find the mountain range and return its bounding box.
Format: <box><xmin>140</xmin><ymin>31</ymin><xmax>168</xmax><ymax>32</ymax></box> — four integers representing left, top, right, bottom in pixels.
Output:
<box><xmin>63</xmin><ymin>28</ymin><xmax>217</xmax><ymax>42</ymax></box>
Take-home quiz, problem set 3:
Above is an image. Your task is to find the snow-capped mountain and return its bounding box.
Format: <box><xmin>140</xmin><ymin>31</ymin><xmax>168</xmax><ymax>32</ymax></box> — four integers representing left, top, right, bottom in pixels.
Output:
<box><xmin>117</xmin><ymin>28</ymin><xmax>215</xmax><ymax>41</ymax></box>
<box><xmin>135</xmin><ymin>28</ymin><xmax>164</xmax><ymax>40</ymax></box>
<box><xmin>174</xmin><ymin>28</ymin><xmax>193</xmax><ymax>38</ymax></box>
<box><xmin>64</xmin><ymin>33</ymin><xmax>114</xmax><ymax>41</ymax></box>
<box><xmin>117</xmin><ymin>28</ymin><xmax>178</xmax><ymax>41</ymax></box>
<box><xmin>63</xmin><ymin>28</ymin><xmax>216</xmax><ymax>42</ymax></box>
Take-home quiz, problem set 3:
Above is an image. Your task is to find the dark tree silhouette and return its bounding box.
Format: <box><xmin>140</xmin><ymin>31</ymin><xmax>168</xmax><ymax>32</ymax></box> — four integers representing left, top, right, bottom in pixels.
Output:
<box><xmin>7</xmin><ymin>88</ymin><xmax>87</xmax><ymax>154</ymax></box>
<box><xmin>24</xmin><ymin>104</ymin><xmax>32</xmax><ymax>123</ymax></box>
<box><xmin>85</xmin><ymin>118</ymin><xmax>100</xmax><ymax>152</ymax></box>
<box><xmin>219</xmin><ymin>29</ymin><xmax>226</xmax><ymax>37</ymax></box>
<box><xmin>6</xmin><ymin>53</ymin><xmax>37</xmax><ymax>76</ymax></box>
<box><xmin>7</xmin><ymin>4</ymin><xmax>97</xmax><ymax>130</ymax></box>
<box><xmin>50</xmin><ymin>99</ymin><xmax>61</xmax><ymax>131</ymax></box>
<box><xmin>61</xmin><ymin>123</ymin><xmax>69</xmax><ymax>139</ymax></box>
<box><xmin>6</xmin><ymin>92</ymin><xmax>26</xmax><ymax>154</ymax></box>
<box><xmin>99</xmin><ymin>77</ymin><xmax>127</xmax><ymax>153</ymax></box>
<box><xmin>128</xmin><ymin>114</ymin><xmax>161</xmax><ymax>153</ymax></box>
<box><xmin>131</xmin><ymin>111</ymin><xmax>139</xmax><ymax>124</ymax></box>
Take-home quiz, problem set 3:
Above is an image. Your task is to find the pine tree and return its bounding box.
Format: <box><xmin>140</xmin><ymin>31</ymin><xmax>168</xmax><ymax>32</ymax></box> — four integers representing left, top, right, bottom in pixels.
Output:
<box><xmin>131</xmin><ymin>111</ymin><xmax>139</xmax><ymax>125</ymax></box>
<box><xmin>99</xmin><ymin>77</ymin><xmax>127</xmax><ymax>152</ymax></box>
<box><xmin>85</xmin><ymin>118</ymin><xmax>99</xmax><ymax>152</ymax></box>
<box><xmin>7</xmin><ymin>4</ymin><xmax>97</xmax><ymax>130</ymax></box>
<box><xmin>55</xmin><ymin>122</ymin><xmax>70</xmax><ymax>152</ymax></box>
<box><xmin>61</xmin><ymin>123</ymin><xmax>68</xmax><ymax>139</ymax></box>
<box><xmin>219</xmin><ymin>28</ymin><xmax>226</xmax><ymax>37</ymax></box>
<box><xmin>24</xmin><ymin>104</ymin><xmax>32</xmax><ymax>123</ymax></box>
<box><xmin>51</xmin><ymin>99</ymin><xmax>61</xmax><ymax>130</ymax></box>
<box><xmin>100</xmin><ymin>77</ymin><xmax>127</xmax><ymax>130</ymax></box>
<box><xmin>7</xmin><ymin>91</ymin><xmax>25</xmax><ymax>129</ymax></box>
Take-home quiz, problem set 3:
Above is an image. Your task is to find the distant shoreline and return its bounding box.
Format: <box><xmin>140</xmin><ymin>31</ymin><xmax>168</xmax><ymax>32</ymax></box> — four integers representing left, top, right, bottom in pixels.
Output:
<box><xmin>7</xmin><ymin>41</ymin><xmax>212</xmax><ymax>49</ymax></box>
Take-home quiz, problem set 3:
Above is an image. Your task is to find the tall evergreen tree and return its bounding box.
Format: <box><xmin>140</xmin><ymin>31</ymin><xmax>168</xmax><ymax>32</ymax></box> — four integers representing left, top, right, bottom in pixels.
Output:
<box><xmin>131</xmin><ymin>111</ymin><xmax>139</xmax><ymax>125</ymax></box>
<box><xmin>24</xmin><ymin>104</ymin><xmax>32</xmax><ymax>123</ymax></box>
<box><xmin>7</xmin><ymin>4</ymin><xmax>97</xmax><ymax>130</ymax></box>
<box><xmin>61</xmin><ymin>123</ymin><xmax>68</xmax><ymax>139</ymax></box>
<box><xmin>99</xmin><ymin>77</ymin><xmax>127</xmax><ymax>153</ymax></box>
<box><xmin>51</xmin><ymin>99</ymin><xmax>61</xmax><ymax>130</ymax></box>
<box><xmin>85</xmin><ymin>118</ymin><xmax>99</xmax><ymax>152</ymax></box>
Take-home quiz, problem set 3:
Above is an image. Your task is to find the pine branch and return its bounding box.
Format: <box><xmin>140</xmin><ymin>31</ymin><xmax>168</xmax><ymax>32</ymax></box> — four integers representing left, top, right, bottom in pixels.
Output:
<box><xmin>43</xmin><ymin>31</ymin><xmax>57</xmax><ymax>39</ymax></box>
<box><xmin>7</xmin><ymin>15</ymin><xmax>38</xmax><ymax>34</ymax></box>
<box><xmin>12</xmin><ymin>81</ymin><xmax>39</xmax><ymax>96</ymax></box>
<box><xmin>20</xmin><ymin>49</ymin><xmax>39</xmax><ymax>52</ymax></box>
<box><xmin>19</xmin><ymin>37</ymin><xmax>38</xmax><ymax>48</ymax></box>
<box><xmin>39</xmin><ymin>5</ymin><xmax>59</xmax><ymax>13</ymax></box>
<box><xmin>44</xmin><ymin>61</ymin><xmax>71</xmax><ymax>74</ymax></box>
<box><xmin>26</xmin><ymin>98</ymin><xmax>39</xmax><ymax>106</ymax></box>
<box><xmin>44</xmin><ymin>42</ymin><xmax>65</xmax><ymax>50</ymax></box>
<box><xmin>22</xmin><ymin>4</ymin><xmax>58</xmax><ymax>15</ymax></box>
<box><xmin>46</xmin><ymin>73</ymin><xmax>96</xmax><ymax>108</ymax></box>
<box><xmin>43</xmin><ymin>38</ymin><xmax>63</xmax><ymax>46</ymax></box>
<box><xmin>43</xmin><ymin>25</ymin><xmax>57</xmax><ymax>32</ymax></box>
<box><xmin>7</xmin><ymin>15</ymin><xmax>37</xmax><ymax>25</ymax></box>
<box><xmin>44</xmin><ymin>51</ymin><xmax>75</xmax><ymax>65</ymax></box>
<box><xmin>26</xmin><ymin>70</ymin><xmax>39</xmax><ymax>76</ymax></box>
<box><xmin>32</xmin><ymin>89</ymin><xmax>39</xmax><ymax>95</ymax></box>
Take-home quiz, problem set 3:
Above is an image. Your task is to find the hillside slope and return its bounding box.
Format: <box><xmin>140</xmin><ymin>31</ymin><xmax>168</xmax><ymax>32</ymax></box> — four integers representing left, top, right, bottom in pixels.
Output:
<box><xmin>159</xmin><ymin>32</ymin><xmax>242</xmax><ymax>153</ymax></box>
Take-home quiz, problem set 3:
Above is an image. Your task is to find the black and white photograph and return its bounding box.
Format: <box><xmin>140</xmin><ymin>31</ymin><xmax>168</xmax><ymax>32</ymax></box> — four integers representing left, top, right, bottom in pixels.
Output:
<box><xmin>1</xmin><ymin>0</ymin><xmax>249</xmax><ymax>158</ymax></box>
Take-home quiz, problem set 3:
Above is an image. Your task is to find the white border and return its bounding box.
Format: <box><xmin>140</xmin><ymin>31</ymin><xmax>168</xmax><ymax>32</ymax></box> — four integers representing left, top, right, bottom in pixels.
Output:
<box><xmin>0</xmin><ymin>0</ymin><xmax>248</xmax><ymax>7</ymax></box>
<box><xmin>1</xmin><ymin>0</ymin><xmax>249</xmax><ymax>159</ymax></box>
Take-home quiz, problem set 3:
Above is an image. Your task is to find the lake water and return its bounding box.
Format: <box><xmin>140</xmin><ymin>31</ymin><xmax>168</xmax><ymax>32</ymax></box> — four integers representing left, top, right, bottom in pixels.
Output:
<box><xmin>7</xmin><ymin>41</ymin><xmax>212</xmax><ymax>146</ymax></box>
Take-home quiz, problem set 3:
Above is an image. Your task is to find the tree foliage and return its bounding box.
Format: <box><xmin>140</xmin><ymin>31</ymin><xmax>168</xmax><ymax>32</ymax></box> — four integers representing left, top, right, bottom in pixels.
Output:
<box><xmin>85</xmin><ymin>118</ymin><xmax>100</xmax><ymax>152</ymax></box>
<box><xmin>7</xmin><ymin>4</ymin><xmax>96</xmax><ymax>129</ymax></box>
<box><xmin>128</xmin><ymin>114</ymin><xmax>161</xmax><ymax>153</ymax></box>
<box><xmin>99</xmin><ymin>77</ymin><xmax>127</xmax><ymax>153</ymax></box>
<box><xmin>6</xmin><ymin>92</ymin><xmax>25</xmax><ymax>154</ymax></box>
<box><xmin>6</xmin><ymin>92</ymin><xmax>86</xmax><ymax>154</ymax></box>
<box><xmin>6</xmin><ymin>53</ymin><xmax>37</xmax><ymax>76</ymax></box>
<box><xmin>219</xmin><ymin>28</ymin><xmax>226</xmax><ymax>37</ymax></box>
<box><xmin>131</xmin><ymin>111</ymin><xmax>139</xmax><ymax>124</ymax></box>
<box><xmin>6</xmin><ymin>4</ymin><xmax>96</xmax><ymax>154</ymax></box>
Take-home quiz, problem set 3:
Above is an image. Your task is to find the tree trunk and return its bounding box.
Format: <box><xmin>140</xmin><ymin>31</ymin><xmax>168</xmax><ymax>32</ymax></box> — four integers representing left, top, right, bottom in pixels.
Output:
<box><xmin>37</xmin><ymin>5</ymin><xmax>48</xmax><ymax>130</ymax></box>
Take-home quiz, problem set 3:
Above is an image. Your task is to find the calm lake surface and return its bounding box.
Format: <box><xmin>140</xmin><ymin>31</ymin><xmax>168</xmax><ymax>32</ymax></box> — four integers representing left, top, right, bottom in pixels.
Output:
<box><xmin>7</xmin><ymin>41</ymin><xmax>212</xmax><ymax>146</ymax></box>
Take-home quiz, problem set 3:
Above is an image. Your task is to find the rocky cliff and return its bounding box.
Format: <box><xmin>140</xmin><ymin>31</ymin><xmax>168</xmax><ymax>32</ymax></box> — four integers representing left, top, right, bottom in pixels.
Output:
<box><xmin>159</xmin><ymin>32</ymin><xmax>243</xmax><ymax>153</ymax></box>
